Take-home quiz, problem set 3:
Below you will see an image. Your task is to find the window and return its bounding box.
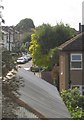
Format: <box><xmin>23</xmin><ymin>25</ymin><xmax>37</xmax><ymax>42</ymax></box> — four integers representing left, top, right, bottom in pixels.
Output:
<box><xmin>82</xmin><ymin>86</ymin><xmax>84</xmax><ymax>95</ymax></box>
<box><xmin>71</xmin><ymin>85</ymin><xmax>84</xmax><ymax>95</ymax></box>
<box><xmin>70</xmin><ymin>53</ymin><xmax>82</xmax><ymax>70</ymax></box>
<box><xmin>83</xmin><ymin>91</ymin><xmax>84</xmax><ymax>95</ymax></box>
<box><xmin>2</xmin><ymin>33</ymin><xmax>4</xmax><ymax>40</ymax></box>
<box><xmin>72</xmin><ymin>86</ymin><xmax>80</xmax><ymax>89</ymax></box>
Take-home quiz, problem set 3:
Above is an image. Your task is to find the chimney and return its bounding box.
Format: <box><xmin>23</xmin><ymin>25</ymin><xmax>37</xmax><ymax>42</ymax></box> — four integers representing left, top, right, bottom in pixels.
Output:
<box><xmin>79</xmin><ymin>23</ymin><xmax>82</xmax><ymax>33</ymax></box>
<box><xmin>82</xmin><ymin>25</ymin><xmax>84</xmax><ymax>32</ymax></box>
<box><xmin>82</xmin><ymin>1</ymin><xmax>84</xmax><ymax>32</ymax></box>
<box><xmin>82</xmin><ymin>2</ymin><xmax>84</xmax><ymax>89</ymax></box>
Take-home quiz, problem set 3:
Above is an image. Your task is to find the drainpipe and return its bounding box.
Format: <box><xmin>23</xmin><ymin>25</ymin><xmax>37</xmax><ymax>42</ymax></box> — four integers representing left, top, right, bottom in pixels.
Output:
<box><xmin>68</xmin><ymin>53</ymin><xmax>71</xmax><ymax>89</ymax></box>
<box><xmin>8</xmin><ymin>30</ymin><xmax>10</xmax><ymax>52</ymax></box>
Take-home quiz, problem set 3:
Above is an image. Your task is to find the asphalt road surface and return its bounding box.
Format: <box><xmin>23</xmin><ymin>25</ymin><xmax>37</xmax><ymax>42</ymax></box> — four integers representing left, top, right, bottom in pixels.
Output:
<box><xmin>17</xmin><ymin>60</ymin><xmax>32</xmax><ymax>69</ymax></box>
<box><xmin>17</xmin><ymin>60</ymin><xmax>41</xmax><ymax>77</ymax></box>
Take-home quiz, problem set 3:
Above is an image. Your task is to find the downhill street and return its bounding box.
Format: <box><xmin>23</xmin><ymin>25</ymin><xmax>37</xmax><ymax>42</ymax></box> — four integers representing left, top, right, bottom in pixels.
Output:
<box><xmin>17</xmin><ymin>60</ymin><xmax>32</xmax><ymax>69</ymax></box>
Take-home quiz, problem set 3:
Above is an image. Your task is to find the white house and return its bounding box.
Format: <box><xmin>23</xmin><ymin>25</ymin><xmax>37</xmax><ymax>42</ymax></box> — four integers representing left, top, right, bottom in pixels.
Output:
<box><xmin>2</xmin><ymin>26</ymin><xmax>20</xmax><ymax>51</ymax></box>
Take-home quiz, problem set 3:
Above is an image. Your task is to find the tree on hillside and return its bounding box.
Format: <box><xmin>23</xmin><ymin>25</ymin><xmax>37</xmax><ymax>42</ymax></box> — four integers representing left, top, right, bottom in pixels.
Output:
<box><xmin>14</xmin><ymin>18</ymin><xmax>35</xmax><ymax>52</ymax></box>
<box><xmin>22</xmin><ymin>32</ymin><xmax>33</xmax><ymax>51</ymax></box>
<box><xmin>29</xmin><ymin>23</ymin><xmax>76</xmax><ymax>70</ymax></box>
<box><xmin>15</xmin><ymin>18</ymin><xmax>35</xmax><ymax>33</ymax></box>
<box><xmin>20</xmin><ymin>43</ymin><xmax>27</xmax><ymax>52</ymax></box>
<box><xmin>23</xmin><ymin>32</ymin><xmax>31</xmax><ymax>43</ymax></box>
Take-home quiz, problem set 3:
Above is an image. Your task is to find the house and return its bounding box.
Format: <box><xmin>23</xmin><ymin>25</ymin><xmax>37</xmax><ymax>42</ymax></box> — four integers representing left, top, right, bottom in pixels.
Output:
<box><xmin>2</xmin><ymin>26</ymin><xmax>20</xmax><ymax>51</ymax></box>
<box><xmin>58</xmin><ymin>29</ymin><xmax>84</xmax><ymax>95</ymax></box>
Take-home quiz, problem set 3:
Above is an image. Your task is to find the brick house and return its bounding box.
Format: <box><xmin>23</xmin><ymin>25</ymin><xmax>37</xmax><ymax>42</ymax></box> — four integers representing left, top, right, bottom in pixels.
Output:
<box><xmin>58</xmin><ymin>32</ymin><xmax>84</xmax><ymax>95</ymax></box>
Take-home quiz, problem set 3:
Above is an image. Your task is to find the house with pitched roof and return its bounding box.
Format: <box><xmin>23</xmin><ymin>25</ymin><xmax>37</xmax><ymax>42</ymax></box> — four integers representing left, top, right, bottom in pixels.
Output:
<box><xmin>2</xmin><ymin>26</ymin><xmax>20</xmax><ymax>51</ymax></box>
<box><xmin>58</xmin><ymin>28</ymin><xmax>84</xmax><ymax>95</ymax></box>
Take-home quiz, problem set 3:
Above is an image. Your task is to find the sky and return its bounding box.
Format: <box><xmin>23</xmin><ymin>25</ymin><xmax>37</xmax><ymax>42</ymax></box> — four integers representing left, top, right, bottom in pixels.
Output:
<box><xmin>1</xmin><ymin>0</ymin><xmax>84</xmax><ymax>30</ymax></box>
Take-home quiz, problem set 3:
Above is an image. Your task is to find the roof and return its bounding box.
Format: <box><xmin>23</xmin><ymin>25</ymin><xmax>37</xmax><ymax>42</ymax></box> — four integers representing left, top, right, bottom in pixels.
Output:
<box><xmin>58</xmin><ymin>32</ymin><xmax>84</xmax><ymax>51</ymax></box>
<box><xmin>16</xmin><ymin>68</ymin><xmax>71</xmax><ymax>118</ymax></box>
<box><xmin>2</xmin><ymin>26</ymin><xmax>19</xmax><ymax>33</ymax></box>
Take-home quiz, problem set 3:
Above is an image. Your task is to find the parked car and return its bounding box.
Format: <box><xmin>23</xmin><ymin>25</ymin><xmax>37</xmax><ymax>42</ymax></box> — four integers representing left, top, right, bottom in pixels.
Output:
<box><xmin>24</xmin><ymin>66</ymin><xmax>45</xmax><ymax>73</ymax></box>
<box><xmin>24</xmin><ymin>67</ymin><xmax>31</xmax><ymax>71</ymax></box>
<box><xmin>26</xmin><ymin>54</ymin><xmax>32</xmax><ymax>61</ymax></box>
<box><xmin>30</xmin><ymin>66</ymin><xmax>43</xmax><ymax>72</ymax></box>
<box><xmin>17</xmin><ymin>57</ymin><xmax>26</xmax><ymax>64</ymax></box>
<box><xmin>23</xmin><ymin>55</ymin><xmax>29</xmax><ymax>62</ymax></box>
<box><xmin>22</xmin><ymin>54</ymin><xmax>32</xmax><ymax>62</ymax></box>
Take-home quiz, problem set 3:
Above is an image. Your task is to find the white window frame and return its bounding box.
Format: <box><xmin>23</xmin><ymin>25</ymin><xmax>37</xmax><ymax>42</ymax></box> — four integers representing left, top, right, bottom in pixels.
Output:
<box><xmin>71</xmin><ymin>85</ymin><xmax>84</xmax><ymax>95</ymax></box>
<box><xmin>70</xmin><ymin>53</ymin><xmax>82</xmax><ymax>70</ymax></box>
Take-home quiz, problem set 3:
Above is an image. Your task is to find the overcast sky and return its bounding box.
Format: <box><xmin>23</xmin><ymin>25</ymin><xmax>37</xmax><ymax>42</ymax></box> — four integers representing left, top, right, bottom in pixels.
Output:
<box><xmin>2</xmin><ymin>0</ymin><xmax>84</xmax><ymax>30</ymax></box>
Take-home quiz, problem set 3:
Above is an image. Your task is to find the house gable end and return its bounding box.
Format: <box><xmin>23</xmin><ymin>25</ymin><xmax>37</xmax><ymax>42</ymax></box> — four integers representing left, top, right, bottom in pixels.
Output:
<box><xmin>58</xmin><ymin>33</ymin><xmax>84</xmax><ymax>51</ymax></box>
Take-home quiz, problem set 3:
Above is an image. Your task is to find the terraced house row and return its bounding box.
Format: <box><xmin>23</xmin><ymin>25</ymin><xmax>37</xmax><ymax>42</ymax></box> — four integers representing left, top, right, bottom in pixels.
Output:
<box><xmin>1</xmin><ymin>26</ymin><xmax>22</xmax><ymax>51</ymax></box>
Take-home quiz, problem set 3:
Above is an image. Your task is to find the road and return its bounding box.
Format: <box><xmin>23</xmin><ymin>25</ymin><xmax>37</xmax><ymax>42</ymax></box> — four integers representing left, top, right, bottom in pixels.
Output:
<box><xmin>17</xmin><ymin>60</ymin><xmax>41</xmax><ymax>77</ymax></box>
<box><xmin>17</xmin><ymin>60</ymin><xmax>32</xmax><ymax>69</ymax></box>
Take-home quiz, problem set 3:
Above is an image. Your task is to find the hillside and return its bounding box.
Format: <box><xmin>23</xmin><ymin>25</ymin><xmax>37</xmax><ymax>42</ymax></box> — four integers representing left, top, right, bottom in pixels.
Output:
<box><xmin>15</xmin><ymin>18</ymin><xmax>35</xmax><ymax>33</ymax></box>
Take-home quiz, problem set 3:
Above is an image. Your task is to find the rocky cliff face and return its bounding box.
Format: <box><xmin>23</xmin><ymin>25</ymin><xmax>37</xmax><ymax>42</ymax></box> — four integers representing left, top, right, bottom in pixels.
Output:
<box><xmin>15</xmin><ymin>18</ymin><xmax>35</xmax><ymax>33</ymax></box>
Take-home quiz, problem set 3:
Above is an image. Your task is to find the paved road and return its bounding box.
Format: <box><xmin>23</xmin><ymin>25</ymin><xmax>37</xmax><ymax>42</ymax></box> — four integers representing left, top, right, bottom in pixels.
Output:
<box><xmin>17</xmin><ymin>60</ymin><xmax>41</xmax><ymax>77</ymax></box>
<box><xmin>17</xmin><ymin>60</ymin><xmax>32</xmax><ymax>69</ymax></box>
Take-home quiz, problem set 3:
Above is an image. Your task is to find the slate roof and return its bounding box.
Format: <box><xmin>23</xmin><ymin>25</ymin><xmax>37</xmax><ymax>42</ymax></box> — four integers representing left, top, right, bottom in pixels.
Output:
<box><xmin>16</xmin><ymin>68</ymin><xmax>71</xmax><ymax>118</ymax></box>
<box><xmin>2</xmin><ymin>26</ymin><xmax>19</xmax><ymax>33</ymax></box>
<box><xmin>58</xmin><ymin>32</ymin><xmax>84</xmax><ymax>51</ymax></box>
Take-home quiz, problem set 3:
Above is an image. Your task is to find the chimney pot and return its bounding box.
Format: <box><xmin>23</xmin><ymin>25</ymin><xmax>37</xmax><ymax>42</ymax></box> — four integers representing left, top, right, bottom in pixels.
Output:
<box><xmin>82</xmin><ymin>25</ymin><xmax>84</xmax><ymax>32</ymax></box>
<box><xmin>79</xmin><ymin>23</ymin><xmax>82</xmax><ymax>33</ymax></box>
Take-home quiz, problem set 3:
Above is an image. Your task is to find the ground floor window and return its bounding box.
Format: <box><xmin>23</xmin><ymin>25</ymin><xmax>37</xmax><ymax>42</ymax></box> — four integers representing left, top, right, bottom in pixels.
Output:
<box><xmin>70</xmin><ymin>53</ymin><xmax>82</xmax><ymax>70</ymax></box>
<box><xmin>71</xmin><ymin>85</ymin><xmax>84</xmax><ymax>95</ymax></box>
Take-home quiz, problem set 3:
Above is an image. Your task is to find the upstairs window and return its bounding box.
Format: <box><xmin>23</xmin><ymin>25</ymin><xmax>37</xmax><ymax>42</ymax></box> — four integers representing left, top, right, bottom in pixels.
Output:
<box><xmin>2</xmin><ymin>33</ymin><xmax>4</xmax><ymax>40</ymax></box>
<box><xmin>70</xmin><ymin>54</ymin><xmax>82</xmax><ymax>70</ymax></box>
